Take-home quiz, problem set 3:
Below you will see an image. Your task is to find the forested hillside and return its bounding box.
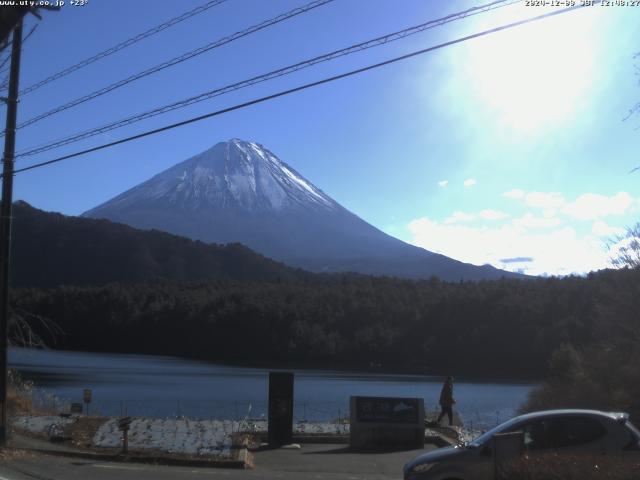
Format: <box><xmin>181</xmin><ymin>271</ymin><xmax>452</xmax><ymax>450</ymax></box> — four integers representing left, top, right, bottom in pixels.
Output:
<box><xmin>11</xmin><ymin>267</ymin><xmax>638</xmax><ymax>379</ymax></box>
<box><xmin>10</xmin><ymin>201</ymin><xmax>307</xmax><ymax>287</ymax></box>
<box><xmin>521</xmin><ymin>259</ymin><xmax>640</xmax><ymax>419</ymax></box>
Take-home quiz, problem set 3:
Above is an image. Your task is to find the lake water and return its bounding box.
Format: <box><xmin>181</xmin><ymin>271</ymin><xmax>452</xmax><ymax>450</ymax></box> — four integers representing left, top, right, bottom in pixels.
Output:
<box><xmin>9</xmin><ymin>348</ymin><xmax>535</xmax><ymax>429</ymax></box>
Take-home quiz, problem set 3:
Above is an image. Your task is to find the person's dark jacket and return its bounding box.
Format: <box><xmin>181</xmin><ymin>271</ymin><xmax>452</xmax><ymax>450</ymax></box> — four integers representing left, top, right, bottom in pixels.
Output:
<box><xmin>439</xmin><ymin>381</ymin><xmax>454</xmax><ymax>407</ymax></box>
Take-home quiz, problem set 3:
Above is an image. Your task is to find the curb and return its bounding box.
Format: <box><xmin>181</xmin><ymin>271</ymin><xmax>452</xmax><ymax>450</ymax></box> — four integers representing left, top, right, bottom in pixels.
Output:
<box><xmin>256</xmin><ymin>432</ymin><xmax>454</xmax><ymax>447</ymax></box>
<box><xmin>253</xmin><ymin>432</ymin><xmax>350</xmax><ymax>444</ymax></box>
<box><xmin>293</xmin><ymin>434</ymin><xmax>349</xmax><ymax>444</ymax></box>
<box><xmin>11</xmin><ymin>445</ymin><xmax>253</xmax><ymax>469</ymax></box>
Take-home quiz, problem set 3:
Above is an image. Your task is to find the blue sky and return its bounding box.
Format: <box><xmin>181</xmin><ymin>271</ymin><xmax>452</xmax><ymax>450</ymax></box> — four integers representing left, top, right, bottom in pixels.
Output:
<box><xmin>7</xmin><ymin>0</ymin><xmax>640</xmax><ymax>276</ymax></box>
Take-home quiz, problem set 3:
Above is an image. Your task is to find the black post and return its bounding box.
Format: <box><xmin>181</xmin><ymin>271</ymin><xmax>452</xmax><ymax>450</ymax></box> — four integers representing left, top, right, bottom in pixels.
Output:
<box><xmin>0</xmin><ymin>20</ymin><xmax>23</xmax><ymax>447</ymax></box>
<box><xmin>267</xmin><ymin>372</ymin><xmax>294</xmax><ymax>447</ymax></box>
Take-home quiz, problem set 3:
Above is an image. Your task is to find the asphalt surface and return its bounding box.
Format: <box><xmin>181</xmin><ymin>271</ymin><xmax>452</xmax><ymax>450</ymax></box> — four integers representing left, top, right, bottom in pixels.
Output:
<box><xmin>0</xmin><ymin>443</ymin><xmax>436</xmax><ymax>480</ymax></box>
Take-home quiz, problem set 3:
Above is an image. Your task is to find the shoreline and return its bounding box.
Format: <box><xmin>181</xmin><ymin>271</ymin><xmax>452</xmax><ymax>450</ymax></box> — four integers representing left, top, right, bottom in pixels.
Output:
<box><xmin>9</xmin><ymin>346</ymin><xmax>541</xmax><ymax>385</ymax></box>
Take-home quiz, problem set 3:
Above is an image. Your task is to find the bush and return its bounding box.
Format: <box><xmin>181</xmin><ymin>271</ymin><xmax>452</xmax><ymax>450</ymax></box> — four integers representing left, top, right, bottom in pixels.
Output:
<box><xmin>521</xmin><ymin>342</ymin><xmax>640</xmax><ymax>422</ymax></box>
<box><xmin>7</xmin><ymin>369</ymin><xmax>35</xmax><ymax>417</ymax></box>
<box><xmin>502</xmin><ymin>453</ymin><xmax>640</xmax><ymax>480</ymax></box>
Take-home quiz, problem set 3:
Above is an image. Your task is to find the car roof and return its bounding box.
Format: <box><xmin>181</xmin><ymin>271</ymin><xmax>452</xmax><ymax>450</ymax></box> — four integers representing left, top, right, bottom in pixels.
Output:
<box><xmin>468</xmin><ymin>409</ymin><xmax>631</xmax><ymax>448</ymax></box>
<box><xmin>512</xmin><ymin>409</ymin><xmax>628</xmax><ymax>423</ymax></box>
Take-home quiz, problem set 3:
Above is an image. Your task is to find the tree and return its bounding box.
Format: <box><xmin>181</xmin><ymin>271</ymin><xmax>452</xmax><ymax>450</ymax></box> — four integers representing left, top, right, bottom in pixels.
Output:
<box><xmin>610</xmin><ymin>223</ymin><xmax>640</xmax><ymax>269</ymax></box>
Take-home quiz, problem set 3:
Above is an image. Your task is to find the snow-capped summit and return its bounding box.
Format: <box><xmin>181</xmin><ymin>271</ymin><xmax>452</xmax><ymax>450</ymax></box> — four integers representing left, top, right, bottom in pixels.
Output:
<box><xmin>84</xmin><ymin>139</ymin><xmax>522</xmax><ymax>280</ymax></box>
<box><xmin>92</xmin><ymin>139</ymin><xmax>337</xmax><ymax>214</ymax></box>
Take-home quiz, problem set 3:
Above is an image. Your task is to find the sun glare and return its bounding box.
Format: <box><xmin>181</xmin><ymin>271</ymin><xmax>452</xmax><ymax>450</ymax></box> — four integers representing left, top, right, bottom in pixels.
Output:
<box><xmin>463</xmin><ymin>4</ymin><xmax>599</xmax><ymax>134</ymax></box>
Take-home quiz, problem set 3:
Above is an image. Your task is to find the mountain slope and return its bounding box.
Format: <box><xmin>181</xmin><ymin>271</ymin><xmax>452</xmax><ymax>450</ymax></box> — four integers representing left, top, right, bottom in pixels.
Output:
<box><xmin>84</xmin><ymin>139</ymin><xmax>523</xmax><ymax>281</ymax></box>
<box><xmin>10</xmin><ymin>201</ymin><xmax>306</xmax><ymax>288</ymax></box>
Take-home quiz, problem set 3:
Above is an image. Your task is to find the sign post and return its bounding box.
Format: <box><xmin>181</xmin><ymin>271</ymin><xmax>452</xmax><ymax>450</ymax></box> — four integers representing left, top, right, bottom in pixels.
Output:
<box><xmin>118</xmin><ymin>416</ymin><xmax>132</xmax><ymax>454</ymax></box>
<box><xmin>83</xmin><ymin>389</ymin><xmax>92</xmax><ymax>416</ymax></box>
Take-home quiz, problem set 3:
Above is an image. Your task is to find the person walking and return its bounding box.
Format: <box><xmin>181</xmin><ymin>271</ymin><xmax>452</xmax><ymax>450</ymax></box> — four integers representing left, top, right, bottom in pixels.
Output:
<box><xmin>436</xmin><ymin>376</ymin><xmax>455</xmax><ymax>426</ymax></box>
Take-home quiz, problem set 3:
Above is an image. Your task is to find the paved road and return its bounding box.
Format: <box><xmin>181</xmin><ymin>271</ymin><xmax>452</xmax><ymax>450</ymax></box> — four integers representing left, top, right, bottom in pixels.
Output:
<box><xmin>0</xmin><ymin>444</ymin><xmax>435</xmax><ymax>480</ymax></box>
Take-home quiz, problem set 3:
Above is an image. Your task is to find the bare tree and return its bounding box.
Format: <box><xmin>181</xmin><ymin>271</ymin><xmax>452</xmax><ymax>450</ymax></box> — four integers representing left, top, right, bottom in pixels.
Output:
<box><xmin>624</xmin><ymin>52</ymin><xmax>640</xmax><ymax>122</ymax></box>
<box><xmin>8</xmin><ymin>308</ymin><xmax>63</xmax><ymax>349</ymax></box>
<box><xmin>610</xmin><ymin>223</ymin><xmax>640</xmax><ymax>269</ymax></box>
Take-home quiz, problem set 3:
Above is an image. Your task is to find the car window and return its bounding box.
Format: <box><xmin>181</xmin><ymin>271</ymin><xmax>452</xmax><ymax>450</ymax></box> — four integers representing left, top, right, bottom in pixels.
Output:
<box><xmin>560</xmin><ymin>417</ymin><xmax>607</xmax><ymax>447</ymax></box>
<box><xmin>522</xmin><ymin>417</ymin><xmax>606</xmax><ymax>450</ymax></box>
<box><xmin>469</xmin><ymin>417</ymin><xmax>523</xmax><ymax>448</ymax></box>
<box><xmin>522</xmin><ymin>420</ymin><xmax>552</xmax><ymax>450</ymax></box>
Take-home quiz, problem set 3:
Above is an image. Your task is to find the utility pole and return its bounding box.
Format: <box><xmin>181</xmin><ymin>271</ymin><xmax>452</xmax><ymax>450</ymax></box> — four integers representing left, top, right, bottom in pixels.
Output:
<box><xmin>0</xmin><ymin>19</ymin><xmax>23</xmax><ymax>447</ymax></box>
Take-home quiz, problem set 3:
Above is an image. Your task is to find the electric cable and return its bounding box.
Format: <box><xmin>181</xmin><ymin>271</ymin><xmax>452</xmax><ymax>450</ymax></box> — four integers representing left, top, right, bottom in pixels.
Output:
<box><xmin>11</xmin><ymin>0</ymin><xmax>335</xmax><ymax>133</ymax></box>
<box><xmin>11</xmin><ymin>2</ymin><xmax>590</xmax><ymax>176</ymax></box>
<box><xmin>19</xmin><ymin>0</ymin><xmax>228</xmax><ymax>96</ymax></box>
<box><xmin>16</xmin><ymin>0</ymin><xmax>519</xmax><ymax>158</ymax></box>
<box><xmin>0</xmin><ymin>24</ymin><xmax>38</xmax><ymax>91</ymax></box>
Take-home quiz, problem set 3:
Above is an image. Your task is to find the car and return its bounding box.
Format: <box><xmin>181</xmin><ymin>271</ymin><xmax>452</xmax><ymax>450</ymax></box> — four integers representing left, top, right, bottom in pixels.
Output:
<box><xmin>403</xmin><ymin>409</ymin><xmax>640</xmax><ymax>480</ymax></box>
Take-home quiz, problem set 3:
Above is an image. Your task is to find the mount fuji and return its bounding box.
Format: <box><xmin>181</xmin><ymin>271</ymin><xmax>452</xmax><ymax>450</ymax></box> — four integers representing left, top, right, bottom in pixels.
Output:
<box><xmin>83</xmin><ymin>139</ymin><xmax>521</xmax><ymax>281</ymax></box>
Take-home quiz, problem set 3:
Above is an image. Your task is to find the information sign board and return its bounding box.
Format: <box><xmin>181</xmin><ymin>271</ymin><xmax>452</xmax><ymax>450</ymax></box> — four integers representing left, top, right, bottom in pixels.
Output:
<box><xmin>355</xmin><ymin>396</ymin><xmax>421</xmax><ymax>424</ymax></box>
<box><xmin>350</xmin><ymin>396</ymin><xmax>424</xmax><ymax>449</ymax></box>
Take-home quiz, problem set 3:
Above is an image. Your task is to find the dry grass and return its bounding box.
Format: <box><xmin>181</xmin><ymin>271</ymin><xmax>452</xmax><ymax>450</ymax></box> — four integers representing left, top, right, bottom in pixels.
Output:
<box><xmin>0</xmin><ymin>448</ymin><xmax>36</xmax><ymax>461</ymax></box>
<box><xmin>7</xmin><ymin>369</ymin><xmax>57</xmax><ymax>419</ymax></box>
<box><xmin>501</xmin><ymin>453</ymin><xmax>640</xmax><ymax>480</ymax></box>
<box><xmin>7</xmin><ymin>385</ymin><xmax>33</xmax><ymax>417</ymax></box>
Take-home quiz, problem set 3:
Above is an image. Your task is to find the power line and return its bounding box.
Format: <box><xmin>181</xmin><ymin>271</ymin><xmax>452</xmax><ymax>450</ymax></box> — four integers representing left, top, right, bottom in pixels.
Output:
<box><xmin>0</xmin><ymin>24</ymin><xmax>34</xmax><ymax>79</ymax></box>
<box><xmin>18</xmin><ymin>0</ymin><xmax>228</xmax><ymax>96</ymax></box>
<box><xmin>11</xmin><ymin>0</ymin><xmax>335</xmax><ymax>134</ymax></box>
<box><xmin>0</xmin><ymin>52</ymin><xmax>11</xmax><ymax>75</ymax></box>
<box><xmin>16</xmin><ymin>0</ymin><xmax>520</xmax><ymax>158</ymax></box>
<box><xmin>12</xmin><ymin>2</ymin><xmax>590</xmax><ymax>176</ymax></box>
<box><xmin>0</xmin><ymin>23</ymin><xmax>37</xmax><ymax>90</ymax></box>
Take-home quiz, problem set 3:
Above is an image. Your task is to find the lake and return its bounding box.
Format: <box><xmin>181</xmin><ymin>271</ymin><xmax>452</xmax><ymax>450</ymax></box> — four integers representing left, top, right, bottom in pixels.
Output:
<box><xmin>9</xmin><ymin>348</ymin><xmax>535</xmax><ymax>429</ymax></box>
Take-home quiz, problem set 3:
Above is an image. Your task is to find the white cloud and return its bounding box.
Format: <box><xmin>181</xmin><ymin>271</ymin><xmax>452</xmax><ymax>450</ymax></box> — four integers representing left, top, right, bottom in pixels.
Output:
<box><xmin>524</xmin><ymin>191</ymin><xmax>566</xmax><ymax>209</ymax></box>
<box><xmin>438</xmin><ymin>180</ymin><xmax>449</xmax><ymax>187</ymax></box>
<box><xmin>479</xmin><ymin>209</ymin><xmax>509</xmax><ymax>220</ymax></box>
<box><xmin>592</xmin><ymin>220</ymin><xmax>625</xmax><ymax>237</ymax></box>
<box><xmin>563</xmin><ymin>192</ymin><xmax>634</xmax><ymax>220</ymax></box>
<box><xmin>407</xmin><ymin>217</ymin><xmax>610</xmax><ymax>276</ymax></box>
<box><xmin>512</xmin><ymin>213</ymin><xmax>562</xmax><ymax>229</ymax></box>
<box><xmin>445</xmin><ymin>209</ymin><xmax>509</xmax><ymax>223</ymax></box>
<box><xmin>502</xmin><ymin>189</ymin><xmax>525</xmax><ymax>199</ymax></box>
<box><xmin>405</xmin><ymin>190</ymin><xmax>638</xmax><ymax>275</ymax></box>
<box><xmin>504</xmin><ymin>190</ymin><xmax>638</xmax><ymax>220</ymax></box>
<box><xmin>463</xmin><ymin>178</ymin><xmax>477</xmax><ymax>187</ymax></box>
<box><xmin>445</xmin><ymin>210</ymin><xmax>476</xmax><ymax>224</ymax></box>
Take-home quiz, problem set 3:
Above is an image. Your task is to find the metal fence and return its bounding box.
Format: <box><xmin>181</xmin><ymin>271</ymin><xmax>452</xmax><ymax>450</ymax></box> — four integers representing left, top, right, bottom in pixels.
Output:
<box><xmin>22</xmin><ymin>395</ymin><xmax>511</xmax><ymax>433</ymax></box>
<box><xmin>28</xmin><ymin>396</ymin><xmax>351</xmax><ymax>424</ymax></box>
